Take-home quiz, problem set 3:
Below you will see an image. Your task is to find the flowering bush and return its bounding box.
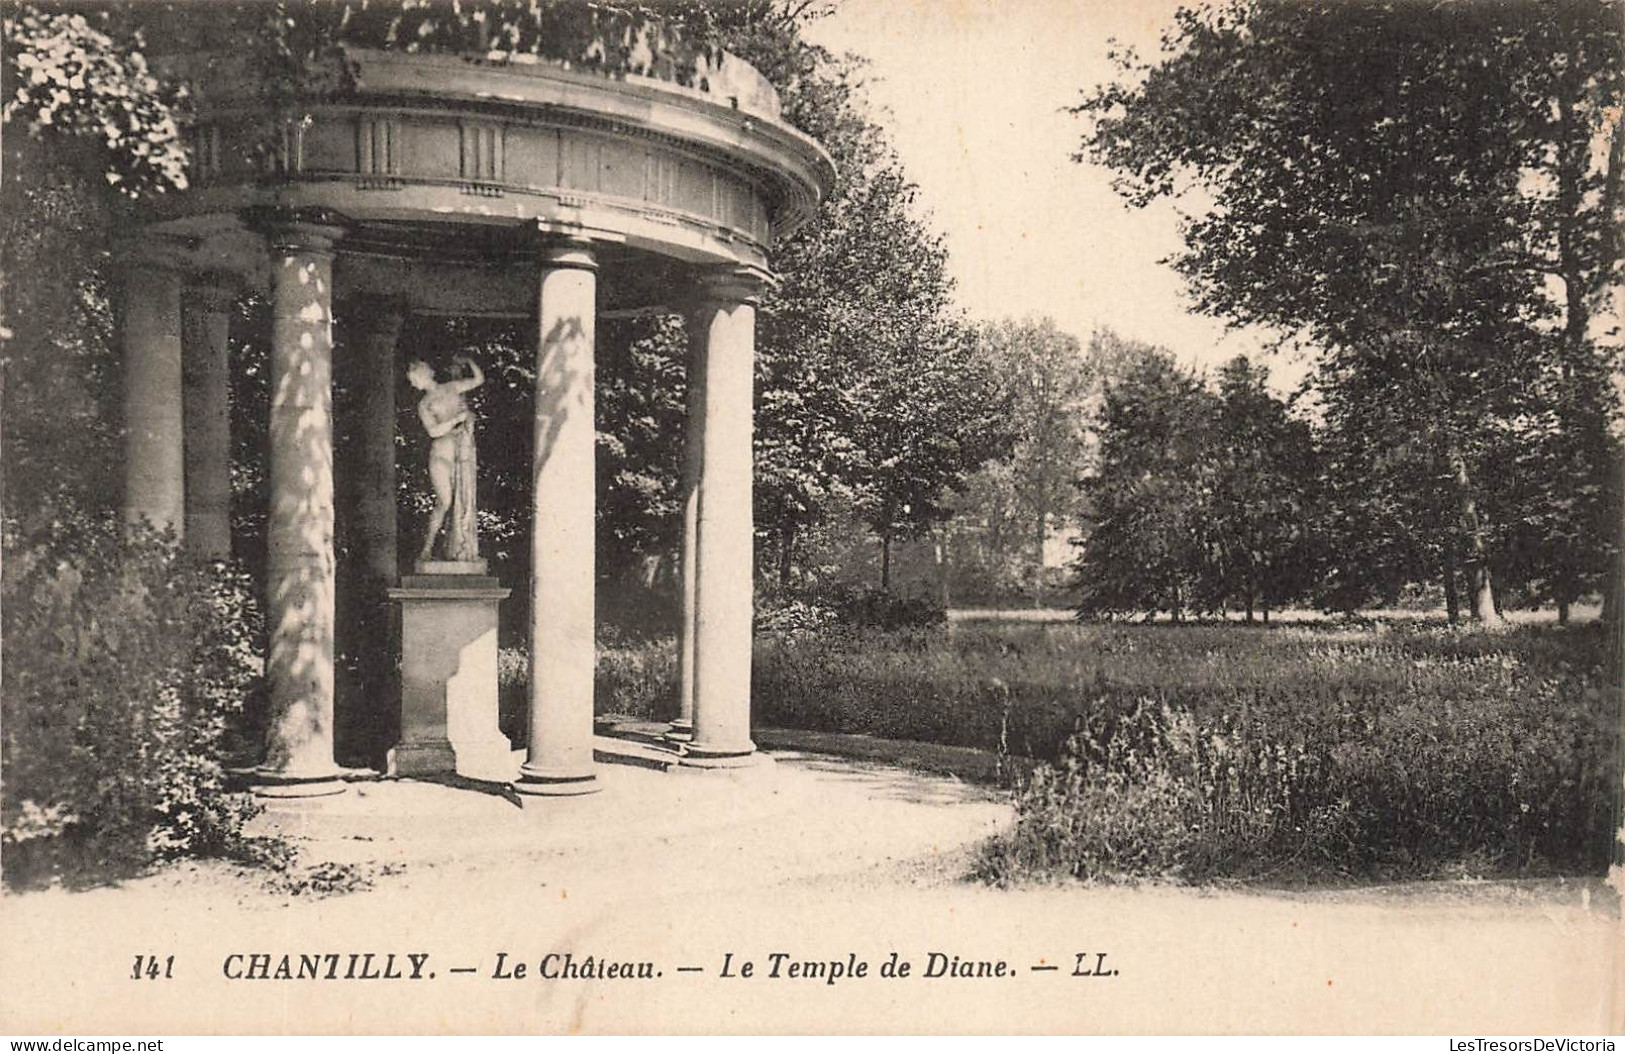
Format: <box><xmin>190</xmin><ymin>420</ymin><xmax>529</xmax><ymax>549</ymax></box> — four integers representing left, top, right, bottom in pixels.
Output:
<box><xmin>754</xmin><ymin>593</ymin><xmax>840</xmax><ymax>640</ymax></box>
<box><xmin>2</xmin><ymin>6</ymin><xmax>191</xmax><ymax>197</ymax></box>
<box><xmin>1</xmin><ymin>514</ymin><xmax>264</xmax><ymax>885</ymax></box>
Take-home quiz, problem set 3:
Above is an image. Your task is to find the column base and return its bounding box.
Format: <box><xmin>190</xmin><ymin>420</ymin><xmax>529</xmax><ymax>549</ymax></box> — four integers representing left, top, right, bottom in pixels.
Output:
<box><xmin>513</xmin><ymin>765</ymin><xmax>600</xmax><ymax>800</ymax></box>
<box><xmin>250</xmin><ymin>769</ymin><xmax>348</xmax><ymax>799</ymax></box>
<box><xmin>675</xmin><ymin>752</ymin><xmax>776</xmax><ymax>781</ymax></box>
<box><xmin>679</xmin><ymin>739</ymin><xmax>758</xmax><ymax>769</ymax></box>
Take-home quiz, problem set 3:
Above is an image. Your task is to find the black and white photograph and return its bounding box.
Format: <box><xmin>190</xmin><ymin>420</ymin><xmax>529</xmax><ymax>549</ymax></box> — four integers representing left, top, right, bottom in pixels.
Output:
<box><xmin>0</xmin><ymin>0</ymin><xmax>1621</xmax><ymax>1038</ymax></box>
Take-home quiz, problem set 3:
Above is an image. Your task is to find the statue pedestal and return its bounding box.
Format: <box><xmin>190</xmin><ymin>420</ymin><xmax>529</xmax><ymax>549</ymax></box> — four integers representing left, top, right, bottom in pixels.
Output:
<box><xmin>387</xmin><ymin>573</ymin><xmax>514</xmax><ymax>781</ymax></box>
<box><xmin>415</xmin><ymin>559</ymin><xmax>488</xmax><ymax>576</ymax></box>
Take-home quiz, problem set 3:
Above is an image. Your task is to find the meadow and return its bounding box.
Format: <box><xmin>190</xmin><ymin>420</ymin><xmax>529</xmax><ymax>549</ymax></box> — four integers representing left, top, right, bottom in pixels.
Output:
<box><xmin>505</xmin><ymin>615</ymin><xmax>1620</xmax><ymax>885</ymax></box>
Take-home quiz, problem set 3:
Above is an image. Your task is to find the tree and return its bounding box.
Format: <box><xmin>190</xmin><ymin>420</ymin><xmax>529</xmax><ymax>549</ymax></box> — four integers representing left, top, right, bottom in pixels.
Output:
<box><xmin>963</xmin><ymin>317</ymin><xmax>1092</xmax><ymax>604</ymax></box>
<box><xmin>607</xmin><ymin>3</ymin><xmax>1012</xmax><ymax>593</ymax></box>
<box><xmin>2</xmin><ymin>5</ymin><xmax>191</xmax><ymax>527</ymax></box>
<box><xmin>1074</xmin><ymin>0</ymin><xmax>1625</xmax><ymax>623</ymax></box>
<box><xmin>1207</xmin><ymin>356</ymin><xmax>1318</xmax><ymax>622</ymax></box>
<box><xmin>1074</xmin><ymin>348</ymin><xmax>1217</xmax><ymax>622</ymax></box>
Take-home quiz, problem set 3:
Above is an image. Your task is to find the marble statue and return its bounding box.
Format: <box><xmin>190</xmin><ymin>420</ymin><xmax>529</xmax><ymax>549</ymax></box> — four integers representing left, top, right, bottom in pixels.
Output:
<box><xmin>408</xmin><ymin>354</ymin><xmax>484</xmax><ymax>566</ymax></box>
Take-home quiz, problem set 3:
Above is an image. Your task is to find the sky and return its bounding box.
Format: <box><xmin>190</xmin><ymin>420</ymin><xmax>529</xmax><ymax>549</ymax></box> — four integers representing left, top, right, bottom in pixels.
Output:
<box><xmin>802</xmin><ymin>0</ymin><xmax>1311</xmax><ymax>391</ymax></box>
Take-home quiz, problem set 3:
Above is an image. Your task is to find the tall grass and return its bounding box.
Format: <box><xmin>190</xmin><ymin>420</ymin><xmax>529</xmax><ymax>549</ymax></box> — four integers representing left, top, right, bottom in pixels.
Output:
<box><xmin>548</xmin><ymin>618</ymin><xmax>1618</xmax><ymax>882</ymax></box>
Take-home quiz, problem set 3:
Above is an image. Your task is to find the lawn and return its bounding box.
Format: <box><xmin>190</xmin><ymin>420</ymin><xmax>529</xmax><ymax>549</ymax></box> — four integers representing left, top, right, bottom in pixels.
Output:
<box><xmin>576</xmin><ymin>615</ymin><xmax>1619</xmax><ymax>884</ymax></box>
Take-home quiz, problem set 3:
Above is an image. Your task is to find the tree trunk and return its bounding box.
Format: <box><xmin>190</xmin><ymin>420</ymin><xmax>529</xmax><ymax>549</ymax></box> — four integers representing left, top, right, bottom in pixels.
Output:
<box><xmin>0</xmin><ymin>349</ymin><xmax>6</xmax><ymax>694</ymax></box>
<box><xmin>1606</xmin><ymin>445</ymin><xmax>1625</xmax><ymax>630</ymax></box>
<box><xmin>1262</xmin><ymin>598</ymin><xmax>1270</xmax><ymax>626</ymax></box>
<box><xmin>778</xmin><ymin>525</ymin><xmax>795</xmax><ymax>589</ymax></box>
<box><xmin>1468</xmin><ymin>557</ymin><xmax>1498</xmax><ymax>623</ymax></box>
<box><xmin>880</xmin><ymin>532</ymin><xmax>891</xmax><ymax>592</ymax></box>
<box><xmin>1244</xmin><ymin>594</ymin><xmax>1254</xmax><ymax>624</ymax></box>
<box><xmin>1609</xmin><ymin>441</ymin><xmax>1625</xmax><ymax>878</ymax></box>
<box><xmin>1557</xmin><ymin>595</ymin><xmax>1571</xmax><ymax>626</ymax></box>
<box><xmin>1444</xmin><ymin>533</ymin><xmax>1460</xmax><ymax>623</ymax></box>
<box><xmin>1449</xmin><ymin>446</ymin><xmax>1502</xmax><ymax>623</ymax></box>
<box><xmin>1469</xmin><ymin>561</ymin><xmax>1498</xmax><ymax>623</ymax></box>
<box><xmin>935</xmin><ymin>527</ymin><xmax>952</xmax><ymax>611</ymax></box>
<box><xmin>1171</xmin><ymin>582</ymin><xmax>1183</xmax><ymax>624</ymax></box>
<box><xmin>1033</xmin><ymin>507</ymin><xmax>1047</xmax><ymax>610</ymax></box>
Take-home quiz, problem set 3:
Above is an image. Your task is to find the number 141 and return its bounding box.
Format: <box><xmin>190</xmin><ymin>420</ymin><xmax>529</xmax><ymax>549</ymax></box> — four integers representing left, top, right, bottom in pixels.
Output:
<box><xmin>131</xmin><ymin>954</ymin><xmax>174</xmax><ymax>980</ymax></box>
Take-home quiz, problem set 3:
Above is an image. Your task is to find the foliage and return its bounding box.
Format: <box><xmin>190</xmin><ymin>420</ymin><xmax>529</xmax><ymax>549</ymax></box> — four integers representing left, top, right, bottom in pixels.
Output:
<box><xmin>750</xmin><ymin>615</ymin><xmax>1614</xmax><ymax>882</ymax></box>
<box><xmin>499</xmin><ymin>635</ymin><xmax>678</xmax><ymax>731</ymax></box>
<box><xmin>951</xmin><ymin>316</ymin><xmax>1092</xmax><ymax>601</ymax></box>
<box><xmin>263</xmin><ymin>856</ymin><xmax>404</xmax><ymax>898</ymax></box>
<box><xmin>597</xmin><ymin>315</ymin><xmax>689</xmax><ymax>570</ymax></box>
<box><xmin>0</xmin><ymin>6</ymin><xmax>265</xmax><ymax>888</ymax></box>
<box><xmin>757</xmin><ymin>582</ymin><xmax>945</xmax><ymax>634</ymax></box>
<box><xmin>0</xmin><ymin>174</ymin><xmax>125</xmax><ymax>524</ymax></box>
<box><xmin>1073</xmin><ymin>0</ymin><xmax>1625</xmax><ymax>622</ymax></box>
<box><xmin>754</xmin><ymin>591</ymin><xmax>840</xmax><ymax>639</ymax></box>
<box><xmin>124</xmin><ymin>0</ymin><xmax>736</xmax><ymax>118</ymax></box>
<box><xmin>2</xmin><ymin>5</ymin><xmax>190</xmax><ymax>197</ymax></box>
<box><xmin>819</xmin><ymin>584</ymin><xmax>945</xmax><ymax>631</ymax></box>
<box><xmin>1</xmin><ymin>5</ymin><xmax>194</xmax><ymax>528</ymax></box>
<box><xmin>1073</xmin><ymin>345</ymin><xmax>1220</xmax><ymax>620</ymax></box>
<box><xmin>1205</xmin><ymin>356</ymin><xmax>1321</xmax><ymax>618</ymax></box>
<box><xmin>591</xmin><ymin>631</ymin><xmax>677</xmax><ymax>720</ymax></box>
<box><xmin>700</xmin><ymin>4</ymin><xmax>1012</xmax><ymax>584</ymax></box>
<box><xmin>1</xmin><ymin>515</ymin><xmax>266</xmax><ymax>886</ymax></box>
<box><xmin>531</xmin><ymin>2</ymin><xmax>1011</xmax><ymax>594</ymax></box>
<box><xmin>979</xmin><ymin>621</ymin><xmax>1616</xmax><ymax>883</ymax></box>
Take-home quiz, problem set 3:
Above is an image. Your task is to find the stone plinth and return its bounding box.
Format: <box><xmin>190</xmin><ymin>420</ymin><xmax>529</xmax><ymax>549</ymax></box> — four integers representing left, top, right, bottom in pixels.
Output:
<box><xmin>388</xmin><ymin>574</ymin><xmax>513</xmax><ymax>781</ymax></box>
<box><xmin>416</xmin><ymin>559</ymin><xmax>489</xmax><ymax>575</ymax></box>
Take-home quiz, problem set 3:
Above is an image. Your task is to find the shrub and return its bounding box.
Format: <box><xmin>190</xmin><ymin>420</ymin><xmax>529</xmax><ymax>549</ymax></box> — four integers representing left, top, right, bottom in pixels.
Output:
<box><xmin>1</xmin><ymin>513</ymin><xmax>265</xmax><ymax>885</ymax></box>
<box><xmin>754</xmin><ymin>592</ymin><xmax>839</xmax><ymax>639</ymax></box>
<box><xmin>593</xmin><ymin>634</ymin><xmax>676</xmax><ymax>720</ymax></box>
<box><xmin>823</xmin><ymin>584</ymin><xmax>946</xmax><ymax>631</ymax></box>
<box><xmin>755</xmin><ymin>585</ymin><xmax>945</xmax><ymax>635</ymax></box>
<box><xmin>498</xmin><ymin>633</ymin><xmax>678</xmax><ymax>733</ymax></box>
<box><xmin>979</xmin><ymin>700</ymin><xmax>1323</xmax><ymax>883</ymax></box>
<box><xmin>979</xmin><ymin>705</ymin><xmax>1208</xmax><ymax>882</ymax></box>
<box><xmin>972</xmin><ymin>622</ymin><xmax>1618</xmax><ymax>883</ymax></box>
<box><xmin>747</xmin><ymin>617</ymin><xmax>1615</xmax><ymax>882</ymax></box>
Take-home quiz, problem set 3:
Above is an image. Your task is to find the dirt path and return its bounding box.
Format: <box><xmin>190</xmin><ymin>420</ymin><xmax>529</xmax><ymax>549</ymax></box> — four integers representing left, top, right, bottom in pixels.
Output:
<box><xmin>2</xmin><ymin>753</ymin><xmax>1618</xmax><ymax>1034</ymax></box>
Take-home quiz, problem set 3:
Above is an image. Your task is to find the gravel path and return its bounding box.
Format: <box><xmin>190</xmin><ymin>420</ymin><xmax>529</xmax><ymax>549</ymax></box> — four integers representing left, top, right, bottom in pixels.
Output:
<box><xmin>1</xmin><ymin>752</ymin><xmax>1617</xmax><ymax>1034</ymax></box>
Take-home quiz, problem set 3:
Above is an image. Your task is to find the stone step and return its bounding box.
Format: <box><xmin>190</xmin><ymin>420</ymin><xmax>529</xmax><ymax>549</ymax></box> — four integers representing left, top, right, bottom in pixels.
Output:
<box><xmin>592</xmin><ymin>734</ymin><xmax>682</xmax><ymax>772</ymax></box>
<box><xmin>598</xmin><ymin>719</ymin><xmax>679</xmax><ymax>749</ymax></box>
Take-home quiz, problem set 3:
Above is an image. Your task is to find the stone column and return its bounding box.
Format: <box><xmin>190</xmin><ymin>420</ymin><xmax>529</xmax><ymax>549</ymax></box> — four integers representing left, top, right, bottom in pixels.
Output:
<box><xmin>338</xmin><ymin>294</ymin><xmax>406</xmax><ymax>766</ymax></box>
<box><xmin>669</xmin><ymin>349</ymin><xmax>705</xmax><ymax>741</ymax></box>
<box><xmin>181</xmin><ymin>277</ymin><xmax>236</xmax><ymax>560</ymax></box>
<box><xmin>256</xmin><ymin>214</ymin><xmax>347</xmax><ymax>796</ymax></box>
<box><xmin>122</xmin><ymin>253</ymin><xmax>186</xmax><ymax>536</ymax></box>
<box><xmin>515</xmin><ymin>238</ymin><xmax>600</xmax><ymax>799</ymax></box>
<box><xmin>348</xmin><ymin>296</ymin><xmax>405</xmax><ymax>589</ymax></box>
<box><xmin>683</xmin><ymin>268</ymin><xmax>766</xmax><ymax>767</ymax></box>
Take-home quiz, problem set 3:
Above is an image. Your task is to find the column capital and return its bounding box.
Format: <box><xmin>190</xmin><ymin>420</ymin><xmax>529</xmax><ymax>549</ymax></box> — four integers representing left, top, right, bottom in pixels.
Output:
<box><xmin>244</xmin><ymin>207</ymin><xmax>349</xmax><ymax>256</ymax></box>
<box><xmin>688</xmin><ymin>265</ymin><xmax>775</xmax><ymax>309</ymax></box>
<box><xmin>340</xmin><ymin>291</ymin><xmax>411</xmax><ymax>326</ymax></box>
<box><xmin>529</xmin><ymin>231</ymin><xmax>599</xmax><ymax>273</ymax></box>
<box><xmin>116</xmin><ymin>231</ymin><xmax>196</xmax><ymax>276</ymax></box>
